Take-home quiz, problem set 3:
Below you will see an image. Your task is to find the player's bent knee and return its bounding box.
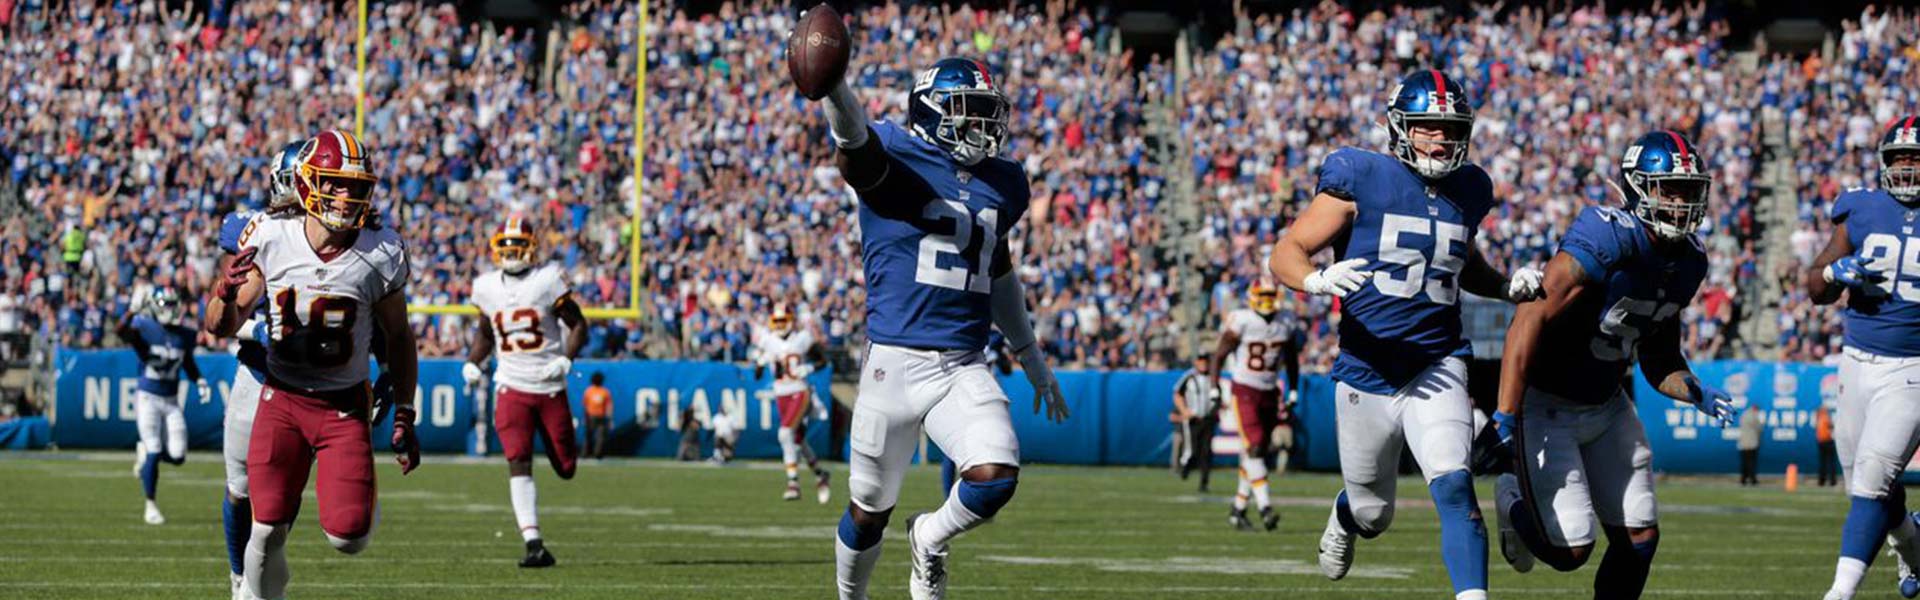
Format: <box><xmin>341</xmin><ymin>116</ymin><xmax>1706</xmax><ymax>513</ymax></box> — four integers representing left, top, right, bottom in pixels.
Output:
<box><xmin>839</xmin><ymin>505</ymin><xmax>891</xmax><ymax>551</ymax></box>
<box><xmin>1535</xmin><ymin>543</ymin><xmax>1594</xmax><ymax>572</ymax></box>
<box><xmin>327</xmin><ymin>532</ymin><xmax>371</xmax><ymax>555</ymax></box>
<box><xmin>956</xmin><ymin>477</ymin><xmax>1018</xmax><ymax>520</ymax></box>
<box><xmin>508</xmin><ymin>459</ymin><xmax>534</xmax><ymax>477</ymax></box>
<box><xmin>1338</xmin><ymin>491</ymin><xmax>1392</xmax><ymax>538</ymax></box>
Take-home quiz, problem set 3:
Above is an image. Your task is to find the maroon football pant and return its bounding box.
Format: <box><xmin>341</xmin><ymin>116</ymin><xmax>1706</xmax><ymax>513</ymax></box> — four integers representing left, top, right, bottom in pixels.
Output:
<box><xmin>496</xmin><ymin>386</ymin><xmax>578</xmax><ymax>479</ymax></box>
<box><xmin>247</xmin><ymin>382</ymin><xmax>376</xmax><ymax>540</ymax></box>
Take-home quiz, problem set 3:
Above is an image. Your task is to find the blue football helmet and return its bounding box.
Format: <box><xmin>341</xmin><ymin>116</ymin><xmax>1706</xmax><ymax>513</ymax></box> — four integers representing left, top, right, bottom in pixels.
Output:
<box><xmin>269</xmin><ymin>140</ymin><xmax>304</xmax><ymax>209</ymax></box>
<box><xmin>908</xmin><ymin>58</ymin><xmax>1009</xmax><ymax>166</ymax></box>
<box><xmin>1619</xmin><ymin>130</ymin><xmax>1711</xmax><ymax>240</ymax></box>
<box><xmin>1881</xmin><ymin>116</ymin><xmax>1920</xmax><ymax>201</ymax></box>
<box><xmin>148</xmin><ymin>287</ymin><xmax>183</xmax><ymax>326</ymax></box>
<box><xmin>1386</xmin><ymin>70</ymin><xmax>1475</xmax><ymax>179</ymax></box>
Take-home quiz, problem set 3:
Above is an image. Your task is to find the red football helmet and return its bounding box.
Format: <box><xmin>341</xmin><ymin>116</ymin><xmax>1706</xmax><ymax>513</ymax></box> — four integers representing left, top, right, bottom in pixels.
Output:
<box><xmin>294</xmin><ymin>130</ymin><xmax>378</xmax><ymax>231</ymax></box>
<box><xmin>490</xmin><ymin>215</ymin><xmax>538</xmax><ymax>273</ymax></box>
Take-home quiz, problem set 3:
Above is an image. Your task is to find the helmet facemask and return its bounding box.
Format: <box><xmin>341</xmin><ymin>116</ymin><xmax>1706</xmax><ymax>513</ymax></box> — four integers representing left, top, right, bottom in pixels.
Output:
<box><xmin>150</xmin><ymin>289</ymin><xmax>182</xmax><ymax>326</ymax></box>
<box><xmin>299</xmin><ymin>168</ymin><xmax>376</xmax><ymax>232</ymax></box>
<box><xmin>1627</xmin><ymin>171</ymin><xmax>1711</xmax><ymax>240</ymax></box>
<box><xmin>1882</xmin><ymin>146</ymin><xmax>1920</xmax><ymax>202</ymax></box>
<box><xmin>1388</xmin><ymin>113</ymin><xmax>1473</xmax><ymax>179</ymax></box>
<box><xmin>925</xmin><ymin>88</ymin><xmax>1008</xmax><ymax>166</ymax></box>
<box><xmin>490</xmin><ymin>234</ymin><xmax>536</xmax><ymax>274</ymax></box>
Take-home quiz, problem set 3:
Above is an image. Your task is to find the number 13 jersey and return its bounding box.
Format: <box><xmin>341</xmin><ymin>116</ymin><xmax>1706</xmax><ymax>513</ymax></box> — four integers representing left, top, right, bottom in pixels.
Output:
<box><xmin>1316</xmin><ymin>147</ymin><xmax>1495</xmax><ymax>395</ymax></box>
<box><xmin>472</xmin><ymin>264</ymin><xmax>572</xmax><ymax>394</ymax></box>
<box><xmin>237</xmin><ymin>214</ymin><xmax>409</xmax><ymax>392</ymax></box>
<box><xmin>855</xmin><ymin>121</ymin><xmax>1030</xmax><ymax>351</ymax></box>
<box><xmin>1833</xmin><ymin>187</ymin><xmax>1920</xmax><ymax>357</ymax></box>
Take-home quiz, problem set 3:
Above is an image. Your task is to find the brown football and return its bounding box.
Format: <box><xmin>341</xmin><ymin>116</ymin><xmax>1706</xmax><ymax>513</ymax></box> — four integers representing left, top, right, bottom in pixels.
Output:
<box><xmin>786</xmin><ymin>4</ymin><xmax>851</xmax><ymax>101</ymax></box>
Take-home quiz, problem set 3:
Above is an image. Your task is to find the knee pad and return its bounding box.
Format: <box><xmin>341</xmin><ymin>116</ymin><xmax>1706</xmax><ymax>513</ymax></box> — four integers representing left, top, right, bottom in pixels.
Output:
<box><xmin>327</xmin><ymin>532</ymin><xmax>370</xmax><ymax>555</ymax></box>
<box><xmin>837</xmin><ymin>506</ymin><xmax>889</xmax><ymax>551</ymax></box>
<box><xmin>956</xmin><ymin>477</ymin><xmax>1018</xmax><ymax>520</ymax></box>
<box><xmin>1336</xmin><ymin>490</ymin><xmax>1390</xmax><ymax>539</ymax></box>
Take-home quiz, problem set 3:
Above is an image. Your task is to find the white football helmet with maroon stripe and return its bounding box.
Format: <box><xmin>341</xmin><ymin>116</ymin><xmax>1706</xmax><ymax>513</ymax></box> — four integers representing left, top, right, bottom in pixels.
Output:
<box><xmin>490</xmin><ymin>216</ymin><xmax>538</xmax><ymax>274</ymax></box>
<box><xmin>294</xmin><ymin>130</ymin><xmax>378</xmax><ymax>231</ymax></box>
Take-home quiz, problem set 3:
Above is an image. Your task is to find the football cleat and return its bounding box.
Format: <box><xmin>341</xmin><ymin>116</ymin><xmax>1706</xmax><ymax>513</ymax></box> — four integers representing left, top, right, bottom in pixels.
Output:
<box><xmin>1495</xmin><ymin>474</ymin><xmax>1536</xmax><ymax>573</ymax></box>
<box><xmin>1900</xmin><ymin>557</ymin><xmax>1920</xmax><ymax>599</ymax></box>
<box><xmin>143</xmin><ymin>500</ymin><xmax>166</xmax><ymax>525</ymax></box>
<box><xmin>1318</xmin><ymin>510</ymin><xmax>1355</xmax><ymax>580</ymax></box>
<box><xmin>230</xmin><ymin>573</ymin><xmax>249</xmax><ymax>600</ymax></box>
<box><xmin>815</xmin><ymin>469</ymin><xmax>832</xmax><ymax>505</ymax></box>
<box><xmin>519</xmin><ymin>539</ymin><xmax>556</xmax><ymax>568</ymax></box>
<box><xmin>1261</xmin><ymin>507</ymin><xmax>1280</xmax><ymax>532</ymax></box>
<box><xmin>1228</xmin><ymin>508</ymin><xmax>1255</xmax><ymax>532</ymax></box>
<box><xmin>906</xmin><ymin>513</ymin><xmax>949</xmax><ymax>600</ymax></box>
<box><xmin>783</xmin><ymin>481</ymin><xmax>802</xmax><ymax>501</ymax></box>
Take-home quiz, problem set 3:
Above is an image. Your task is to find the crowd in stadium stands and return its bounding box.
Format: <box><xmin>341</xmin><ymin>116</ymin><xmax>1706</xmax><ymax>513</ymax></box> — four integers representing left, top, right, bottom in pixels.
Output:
<box><xmin>0</xmin><ymin>0</ymin><xmax>1904</xmax><ymax>370</ymax></box>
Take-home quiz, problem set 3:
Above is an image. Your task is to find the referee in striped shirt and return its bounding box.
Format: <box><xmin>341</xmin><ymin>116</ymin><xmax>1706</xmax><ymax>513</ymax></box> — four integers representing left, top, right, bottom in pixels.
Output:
<box><xmin>1175</xmin><ymin>355</ymin><xmax>1221</xmax><ymax>492</ymax></box>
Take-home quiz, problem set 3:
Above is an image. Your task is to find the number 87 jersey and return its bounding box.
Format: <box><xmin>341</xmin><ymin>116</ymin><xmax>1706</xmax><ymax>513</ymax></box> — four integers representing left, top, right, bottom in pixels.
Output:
<box><xmin>238</xmin><ymin>214</ymin><xmax>410</xmax><ymax>391</ymax></box>
<box><xmin>1318</xmin><ymin>147</ymin><xmax>1496</xmax><ymax>394</ymax></box>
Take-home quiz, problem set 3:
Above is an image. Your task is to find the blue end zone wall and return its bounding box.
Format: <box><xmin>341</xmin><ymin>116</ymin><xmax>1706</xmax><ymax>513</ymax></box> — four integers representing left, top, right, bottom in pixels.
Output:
<box><xmin>39</xmin><ymin>350</ymin><xmax>1839</xmax><ymax>475</ymax></box>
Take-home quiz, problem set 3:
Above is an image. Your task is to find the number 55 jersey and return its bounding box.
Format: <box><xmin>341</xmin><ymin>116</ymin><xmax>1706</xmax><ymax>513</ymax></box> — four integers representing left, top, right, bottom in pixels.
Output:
<box><xmin>237</xmin><ymin>214</ymin><xmax>409</xmax><ymax>392</ymax></box>
<box><xmin>1532</xmin><ymin>206</ymin><xmax>1707</xmax><ymax>403</ymax></box>
<box><xmin>1319</xmin><ymin>147</ymin><xmax>1496</xmax><ymax>394</ymax></box>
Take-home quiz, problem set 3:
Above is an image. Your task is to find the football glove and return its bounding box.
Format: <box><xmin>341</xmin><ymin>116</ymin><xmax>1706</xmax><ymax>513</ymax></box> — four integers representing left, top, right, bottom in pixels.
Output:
<box><xmin>213</xmin><ymin>247</ymin><xmax>257</xmax><ymax>302</ymax></box>
<box><xmin>461</xmin><ymin>362</ymin><xmax>485</xmax><ymax>389</ymax></box>
<box><xmin>1017</xmin><ymin>344</ymin><xmax>1069</xmax><ymax>423</ymax></box>
<box><xmin>1491</xmin><ymin>410</ymin><xmax>1518</xmax><ymax>448</ymax></box>
<box><xmin>197</xmin><ymin>380</ymin><xmax>213</xmax><ymax>405</ymax></box>
<box><xmin>1825</xmin><ymin>255</ymin><xmax>1886</xmax><ymax>290</ymax></box>
<box><xmin>541</xmin><ymin>357</ymin><xmax>572</xmax><ymax>382</ymax></box>
<box><xmin>237</xmin><ymin>317</ymin><xmax>270</xmax><ymax>343</ymax></box>
<box><xmin>1507</xmin><ymin>266</ymin><xmax>1545</xmax><ymax>302</ymax></box>
<box><xmin>1685</xmin><ymin>378</ymin><xmax>1738</xmax><ymax>428</ymax></box>
<box><xmin>392</xmin><ymin>404</ymin><xmax>421</xmax><ymax>475</ymax></box>
<box><xmin>1302</xmin><ymin>258</ymin><xmax>1373</xmax><ymax>297</ymax></box>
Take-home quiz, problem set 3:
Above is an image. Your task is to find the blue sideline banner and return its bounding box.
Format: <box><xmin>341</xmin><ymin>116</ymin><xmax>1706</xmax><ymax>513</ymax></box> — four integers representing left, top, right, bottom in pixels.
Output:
<box><xmin>48</xmin><ymin>350</ymin><xmax>831</xmax><ymax>460</ymax></box>
<box><xmin>1632</xmin><ymin>360</ymin><xmax>1834</xmax><ymax>475</ymax></box>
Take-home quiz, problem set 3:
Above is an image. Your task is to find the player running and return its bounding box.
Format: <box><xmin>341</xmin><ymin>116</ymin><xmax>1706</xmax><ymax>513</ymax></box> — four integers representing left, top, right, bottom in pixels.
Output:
<box><xmin>751</xmin><ymin>303</ymin><xmax>832</xmax><ymax>503</ymax></box>
<box><xmin>203</xmin><ymin>130</ymin><xmax>420</xmax><ymax>600</ymax></box>
<box><xmin>1487</xmin><ymin>131</ymin><xmax>1737</xmax><ymax>600</ymax></box>
<box><xmin>1211</xmin><ymin>282</ymin><xmax>1299</xmax><ymax>532</ymax></box>
<box><xmin>463</xmin><ymin>215</ymin><xmax>587</xmax><ymax>568</ymax></box>
<box><xmin>1268</xmin><ymin>70</ymin><xmax>1543</xmax><ymax>600</ymax></box>
<box><xmin>118</xmin><ymin>286</ymin><xmax>208</xmax><ymax>526</ymax></box>
<box><xmin>213</xmin><ymin>140</ymin><xmax>305</xmax><ymax>599</ymax></box>
<box><xmin>1809</xmin><ymin>116</ymin><xmax>1920</xmax><ymax>600</ymax></box>
<box><xmin>799</xmin><ymin>51</ymin><xmax>1069</xmax><ymax>599</ymax></box>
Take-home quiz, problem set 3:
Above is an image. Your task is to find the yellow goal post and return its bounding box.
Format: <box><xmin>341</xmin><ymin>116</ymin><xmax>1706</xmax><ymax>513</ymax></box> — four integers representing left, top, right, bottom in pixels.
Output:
<box><xmin>355</xmin><ymin>0</ymin><xmax>649</xmax><ymax>322</ymax></box>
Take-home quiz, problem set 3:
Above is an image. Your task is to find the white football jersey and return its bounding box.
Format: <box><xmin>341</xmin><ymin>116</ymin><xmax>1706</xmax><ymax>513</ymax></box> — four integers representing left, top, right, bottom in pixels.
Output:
<box><xmin>237</xmin><ymin>214</ymin><xmax>408</xmax><ymax>392</ymax></box>
<box><xmin>472</xmin><ymin>264</ymin><xmax>572</xmax><ymax>394</ymax></box>
<box><xmin>1222</xmin><ymin>309</ymin><xmax>1292</xmax><ymax>390</ymax></box>
<box><xmin>754</xmin><ymin>328</ymin><xmax>816</xmax><ymax>396</ymax></box>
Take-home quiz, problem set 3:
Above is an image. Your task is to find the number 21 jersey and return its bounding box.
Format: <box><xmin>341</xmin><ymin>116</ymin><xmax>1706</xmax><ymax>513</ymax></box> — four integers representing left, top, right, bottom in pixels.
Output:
<box><xmin>471</xmin><ymin>264</ymin><xmax>572</xmax><ymax>394</ymax></box>
<box><xmin>855</xmin><ymin>121</ymin><xmax>1029</xmax><ymax>351</ymax></box>
<box><xmin>1833</xmin><ymin>187</ymin><xmax>1920</xmax><ymax>357</ymax></box>
<box><xmin>1317</xmin><ymin>147</ymin><xmax>1495</xmax><ymax>394</ymax></box>
<box><xmin>237</xmin><ymin>214</ymin><xmax>409</xmax><ymax>392</ymax></box>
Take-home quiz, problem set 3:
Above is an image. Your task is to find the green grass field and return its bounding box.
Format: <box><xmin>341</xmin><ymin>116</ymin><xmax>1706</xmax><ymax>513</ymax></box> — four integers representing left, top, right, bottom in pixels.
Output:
<box><xmin>0</xmin><ymin>452</ymin><xmax>1879</xmax><ymax>598</ymax></box>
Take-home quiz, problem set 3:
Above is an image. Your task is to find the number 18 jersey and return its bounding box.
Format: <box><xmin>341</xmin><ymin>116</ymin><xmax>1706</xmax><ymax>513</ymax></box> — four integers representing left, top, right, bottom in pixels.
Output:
<box><xmin>1833</xmin><ymin>187</ymin><xmax>1920</xmax><ymax>357</ymax></box>
<box><xmin>1317</xmin><ymin>147</ymin><xmax>1496</xmax><ymax>394</ymax></box>
<box><xmin>471</xmin><ymin>264</ymin><xmax>572</xmax><ymax>394</ymax></box>
<box><xmin>237</xmin><ymin>214</ymin><xmax>409</xmax><ymax>392</ymax></box>
<box><xmin>855</xmin><ymin>121</ymin><xmax>1030</xmax><ymax>351</ymax></box>
<box><xmin>1532</xmin><ymin>206</ymin><xmax>1706</xmax><ymax>404</ymax></box>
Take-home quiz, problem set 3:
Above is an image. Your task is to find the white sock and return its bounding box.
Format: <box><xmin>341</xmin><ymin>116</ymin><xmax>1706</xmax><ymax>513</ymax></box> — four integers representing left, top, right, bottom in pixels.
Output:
<box><xmin>1830</xmin><ymin>556</ymin><xmax>1868</xmax><ymax>598</ymax></box>
<box><xmin>835</xmin><ymin>536</ymin><xmax>883</xmax><ymax>600</ymax></box>
<box><xmin>913</xmin><ymin>494</ymin><xmax>987</xmax><ymax>550</ymax></box>
<box><xmin>778</xmin><ymin>427</ymin><xmax>800</xmax><ymax>477</ymax></box>
<box><xmin>1233</xmin><ymin>472</ymin><xmax>1251</xmax><ymax>511</ymax></box>
<box><xmin>510</xmin><ymin>475</ymin><xmax>540</xmax><ymax>542</ymax></box>
<box><xmin>1243</xmin><ymin>456</ymin><xmax>1271</xmax><ymax>511</ymax></box>
<box><xmin>244</xmin><ymin>522</ymin><xmax>290</xmax><ymax>600</ymax></box>
<box><xmin>1456</xmin><ymin>590</ymin><xmax>1488</xmax><ymax>600</ymax></box>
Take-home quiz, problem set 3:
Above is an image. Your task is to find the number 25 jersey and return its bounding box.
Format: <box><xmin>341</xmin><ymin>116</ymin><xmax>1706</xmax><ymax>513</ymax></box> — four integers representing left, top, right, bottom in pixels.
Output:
<box><xmin>1317</xmin><ymin>147</ymin><xmax>1495</xmax><ymax>395</ymax></box>
<box><xmin>1833</xmin><ymin>187</ymin><xmax>1920</xmax><ymax>358</ymax></box>
<box><xmin>855</xmin><ymin>121</ymin><xmax>1030</xmax><ymax>351</ymax></box>
<box><xmin>471</xmin><ymin>264</ymin><xmax>572</xmax><ymax>394</ymax></box>
<box><xmin>237</xmin><ymin>214</ymin><xmax>409</xmax><ymax>392</ymax></box>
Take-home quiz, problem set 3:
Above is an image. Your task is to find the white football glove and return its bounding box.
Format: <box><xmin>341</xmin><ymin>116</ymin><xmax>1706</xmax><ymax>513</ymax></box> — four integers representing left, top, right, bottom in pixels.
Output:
<box><xmin>541</xmin><ymin>357</ymin><xmax>573</xmax><ymax>382</ymax></box>
<box><xmin>1507</xmin><ymin>266</ymin><xmax>1545</xmax><ymax>302</ymax></box>
<box><xmin>197</xmin><ymin>380</ymin><xmax>213</xmax><ymax>405</ymax></box>
<box><xmin>1302</xmin><ymin>258</ymin><xmax>1373</xmax><ymax>297</ymax></box>
<box><xmin>813</xmin><ymin>399</ymin><xmax>831</xmax><ymax>421</ymax></box>
<box><xmin>1017</xmin><ymin>344</ymin><xmax>1069</xmax><ymax>423</ymax></box>
<box><xmin>461</xmin><ymin>362</ymin><xmax>486</xmax><ymax>389</ymax></box>
<box><xmin>236</xmin><ymin>317</ymin><xmax>265</xmax><ymax>342</ymax></box>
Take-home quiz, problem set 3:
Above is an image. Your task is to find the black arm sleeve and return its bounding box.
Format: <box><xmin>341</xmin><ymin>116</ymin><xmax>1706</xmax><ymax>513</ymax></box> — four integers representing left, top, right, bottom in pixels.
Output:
<box><xmin>837</xmin><ymin>130</ymin><xmax>936</xmax><ymax>218</ymax></box>
<box><xmin>990</xmin><ymin>241</ymin><xmax>1014</xmax><ymax>279</ymax></box>
<box><xmin>1282</xmin><ymin>337</ymin><xmax>1301</xmax><ymax>395</ymax></box>
<box><xmin>183</xmin><ymin>347</ymin><xmax>202</xmax><ymax>382</ymax></box>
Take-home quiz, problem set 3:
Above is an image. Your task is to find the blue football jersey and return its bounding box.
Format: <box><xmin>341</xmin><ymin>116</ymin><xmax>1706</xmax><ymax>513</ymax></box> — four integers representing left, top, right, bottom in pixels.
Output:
<box><xmin>1832</xmin><ymin>188</ymin><xmax>1920</xmax><ymax>357</ymax></box>
<box><xmin>1317</xmin><ymin>148</ymin><xmax>1496</xmax><ymax>394</ymax></box>
<box><xmin>219</xmin><ymin>211</ymin><xmax>270</xmax><ymax>376</ymax></box>
<box><xmin>128</xmin><ymin>315</ymin><xmax>198</xmax><ymax>396</ymax></box>
<box><xmin>856</xmin><ymin>122</ymin><xmax>1030</xmax><ymax>351</ymax></box>
<box><xmin>1531</xmin><ymin>206</ymin><xmax>1708</xmax><ymax>404</ymax></box>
